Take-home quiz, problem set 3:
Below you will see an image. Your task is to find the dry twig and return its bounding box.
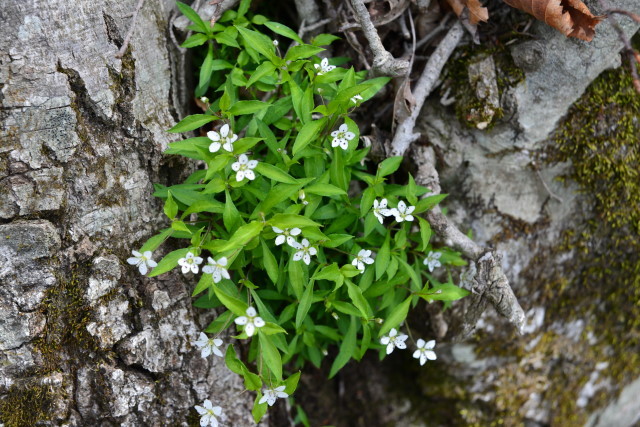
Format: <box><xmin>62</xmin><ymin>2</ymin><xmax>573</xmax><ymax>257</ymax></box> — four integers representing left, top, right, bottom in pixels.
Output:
<box><xmin>412</xmin><ymin>146</ymin><xmax>526</xmax><ymax>338</ymax></box>
<box><xmin>115</xmin><ymin>0</ymin><xmax>146</xmax><ymax>58</ymax></box>
<box><xmin>389</xmin><ymin>21</ymin><xmax>464</xmax><ymax>156</ymax></box>
<box><xmin>347</xmin><ymin>0</ymin><xmax>410</xmax><ymax>76</ymax></box>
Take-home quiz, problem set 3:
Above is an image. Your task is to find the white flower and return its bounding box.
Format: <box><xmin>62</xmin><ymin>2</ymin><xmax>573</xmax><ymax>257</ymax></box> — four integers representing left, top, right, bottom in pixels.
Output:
<box><xmin>231</xmin><ymin>154</ymin><xmax>258</xmax><ymax>182</ymax></box>
<box><xmin>391</xmin><ymin>200</ymin><xmax>415</xmax><ymax>222</ymax></box>
<box><xmin>202</xmin><ymin>257</ymin><xmax>230</xmax><ymax>283</ymax></box>
<box><xmin>273</xmin><ymin>39</ymin><xmax>279</xmax><ymax>46</ymax></box>
<box><xmin>193</xmin><ymin>332</ymin><xmax>223</xmax><ymax>358</ymax></box>
<box><xmin>350</xmin><ymin>94</ymin><xmax>363</xmax><ymax>104</ymax></box>
<box><xmin>259</xmin><ymin>385</ymin><xmax>288</xmax><ymax>406</ymax></box>
<box><xmin>423</xmin><ymin>251</ymin><xmax>442</xmax><ymax>272</ymax></box>
<box><xmin>352</xmin><ymin>249</ymin><xmax>374</xmax><ymax>273</ymax></box>
<box><xmin>299</xmin><ymin>189</ymin><xmax>308</xmax><ymax>205</ymax></box>
<box><xmin>126</xmin><ymin>250</ymin><xmax>157</xmax><ymax>275</ymax></box>
<box><xmin>194</xmin><ymin>399</ymin><xmax>223</xmax><ymax>427</ymax></box>
<box><xmin>372</xmin><ymin>198</ymin><xmax>393</xmax><ymax>224</ymax></box>
<box><xmin>178</xmin><ymin>251</ymin><xmax>203</xmax><ymax>274</ymax></box>
<box><xmin>292</xmin><ymin>238</ymin><xmax>317</xmax><ymax>265</ymax></box>
<box><xmin>380</xmin><ymin>328</ymin><xmax>408</xmax><ymax>355</ymax></box>
<box><xmin>272</xmin><ymin>226</ymin><xmax>301</xmax><ymax>247</ymax></box>
<box><xmin>330</xmin><ymin>123</ymin><xmax>356</xmax><ymax>150</ymax></box>
<box><xmin>413</xmin><ymin>339</ymin><xmax>437</xmax><ymax>365</ymax></box>
<box><xmin>314</xmin><ymin>57</ymin><xmax>335</xmax><ymax>75</ymax></box>
<box><xmin>234</xmin><ymin>306</ymin><xmax>265</xmax><ymax>337</ymax></box>
<box><xmin>207</xmin><ymin>123</ymin><xmax>237</xmax><ymax>153</ymax></box>
<box><xmin>200</xmin><ymin>96</ymin><xmax>209</xmax><ymax>104</ymax></box>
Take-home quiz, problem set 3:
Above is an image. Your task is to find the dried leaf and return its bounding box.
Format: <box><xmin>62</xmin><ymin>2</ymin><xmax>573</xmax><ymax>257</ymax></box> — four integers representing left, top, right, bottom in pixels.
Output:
<box><xmin>446</xmin><ymin>0</ymin><xmax>489</xmax><ymax>25</ymax></box>
<box><xmin>502</xmin><ymin>0</ymin><xmax>602</xmax><ymax>41</ymax></box>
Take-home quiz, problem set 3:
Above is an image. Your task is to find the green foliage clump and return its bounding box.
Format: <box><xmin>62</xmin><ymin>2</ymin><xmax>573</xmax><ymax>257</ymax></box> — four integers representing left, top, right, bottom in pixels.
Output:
<box><xmin>131</xmin><ymin>1</ymin><xmax>469</xmax><ymax>422</ymax></box>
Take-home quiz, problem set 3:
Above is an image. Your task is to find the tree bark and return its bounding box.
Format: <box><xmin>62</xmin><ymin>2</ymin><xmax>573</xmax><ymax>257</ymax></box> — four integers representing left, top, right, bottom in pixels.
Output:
<box><xmin>0</xmin><ymin>0</ymin><xmax>254</xmax><ymax>425</ymax></box>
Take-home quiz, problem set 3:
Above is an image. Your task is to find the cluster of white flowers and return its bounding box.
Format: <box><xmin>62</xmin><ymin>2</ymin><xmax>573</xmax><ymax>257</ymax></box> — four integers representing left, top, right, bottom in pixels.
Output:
<box><xmin>203</xmin><ymin>256</ymin><xmax>230</xmax><ymax>283</ymax></box>
<box><xmin>331</xmin><ymin>123</ymin><xmax>356</xmax><ymax>150</ymax></box>
<box><xmin>231</xmin><ymin>154</ymin><xmax>258</xmax><ymax>182</ymax></box>
<box><xmin>380</xmin><ymin>329</ymin><xmax>437</xmax><ymax>366</ymax></box>
<box><xmin>126</xmin><ymin>250</ymin><xmax>157</xmax><ymax>275</ymax></box>
<box><xmin>234</xmin><ymin>306</ymin><xmax>265</xmax><ymax>337</ymax></box>
<box><xmin>178</xmin><ymin>251</ymin><xmax>203</xmax><ymax>274</ymax></box>
<box><xmin>208</xmin><ymin>124</ymin><xmax>237</xmax><ymax>153</ymax></box>
<box><xmin>371</xmin><ymin>198</ymin><xmax>415</xmax><ymax>224</ymax></box>
<box><xmin>352</xmin><ymin>249</ymin><xmax>374</xmax><ymax>273</ymax></box>
<box><xmin>314</xmin><ymin>57</ymin><xmax>335</xmax><ymax>75</ymax></box>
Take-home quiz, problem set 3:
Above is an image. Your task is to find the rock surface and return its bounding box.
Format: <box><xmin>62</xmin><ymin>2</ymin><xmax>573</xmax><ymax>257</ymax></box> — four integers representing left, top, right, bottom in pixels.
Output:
<box><xmin>0</xmin><ymin>0</ymin><xmax>254</xmax><ymax>425</ymax></box>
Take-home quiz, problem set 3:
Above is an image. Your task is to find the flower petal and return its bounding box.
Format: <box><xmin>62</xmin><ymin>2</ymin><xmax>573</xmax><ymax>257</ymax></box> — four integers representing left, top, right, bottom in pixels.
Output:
<box><xmin>213</xmin><ymin>406</ymin><xmax>222</xmax><ymax>416</ymax></box>
<box><xmin>290</xmin><ymin>228</ymin><xmax>301</xmax><ymax>236</ymax></box>
<box><xmin>236</xmin><ymin>171</ymin><xmax>245</xmax><ymax>182</ymax></box>
<box><xmin>253</xmin><ymin>317</ymin><xmax>265</xmax><ymax>327</ymax></box>
<box><xmin>195</xmin><ymin>405</ymin><xmax>207</xmax><ymax>415</ymax></box>
<box><xmin>220</xmin><ymin>124</ymin><xmax>229</xmax><ymax>137</ymax></box>
<box><xmin>209</xmin><ymin>142</ymin><xmax>221</xmax><ymax>153</ymax></box>
<box><xmin>234</xmin><ymin>316</ymin><xmax>248</xmax><ymax>325</ymax></box>
<box><xmin>218</xmin><ymin>257</ymin><xmax>228</xmax><ymax>266</ymax></box>
<box><xmin>244</xmin><ymin>322</ymin><xmax>255</xmax><ymax>337</ymax></box>
<box><xmin>246</xmin><ymin>306</ymin><xmax>257</xmax><ymax>317</ymax></box>
<box><xmin>207</xmin><ymin>131</ymin><xmax>220</xmax><ymax>142</ymax></box>
<box><xmin>293</xmin><ymin>251</ymin><xmax>303</xmax><ymax>261</ymax></box>
<box><xmin>231</xmin><ymin>161</ymin><xmax>241</xmax><ymax>172</ymax></box>
<box><xmin>380</xmin><ymin>336</ymin><xmax>390</xmax><ymax>345</ymax></box>
<box><xmin>138</xmin><ymin>263</ymin><xmax>148</xmax><ymax>275</ymax></box>
<box><xmin>238</xmin><ymin>154</ymin><xmax>248</xmax><ymax>164</ymax></box>
<box><xmin>127</xmin><ymin>257</ymin><xmax>139</xmax><ymax>265</ymax></box>
<box><xmin>247</xmin><ymin>160</ymin><xmax>258</xmax><ymax>169</ymax></box>
<box><xmin>303</xmin><ymin>253</ymin><xmax>310</xmax><ymax>265</ymax></box>
<box><xmin>339</xmin><ymin>123</ymin><xmax>348</xmax><ymax>132</ymax></box>
<box><xmin>425</xmin><ymin>340</ymin><xmax>436</xmax><ymax>349</ymax></box>
<box><xmin>259</xmin><ymin>394</ymin><xmax>269</xmax><ymax>405</ymax></box>
<box><xmin>222</xmin><ymin>141</ymin><xmax>234</xmax><ymax>152</ymax></box>
<box><xmin>417</xmin><ymin>338</ymin><xmax>426</xmax><ymax>348</ymax></box>
<box><xmin>244</xmin><ymin>169</ymin><xmax>255</xmax><ymax>180</ymax></box>
<box><xmin>340</xmin><ymin>139</ymin><xmax>348</xmax><ymax>150</ymax></box>
<box><xmin>426</xmin><ymin>350</ymin><xmax>437</xmax><ymax>360</ymax></box>
<box><xmin>386</xmin><ymin>343</ymin><xmax>395</xmax><ymax>355</ymax></box>
<box><xmin>275</xmin><ymin>235</ymin><xmax>286</xmax><ymax>246</ymax></box>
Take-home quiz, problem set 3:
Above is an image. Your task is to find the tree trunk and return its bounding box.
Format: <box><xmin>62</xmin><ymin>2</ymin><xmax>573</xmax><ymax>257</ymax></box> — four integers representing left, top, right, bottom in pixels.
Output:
<box><xmin>0</xmin><ymin>0</ymin><xmax>254</xmax><ymax>425</ymax></box>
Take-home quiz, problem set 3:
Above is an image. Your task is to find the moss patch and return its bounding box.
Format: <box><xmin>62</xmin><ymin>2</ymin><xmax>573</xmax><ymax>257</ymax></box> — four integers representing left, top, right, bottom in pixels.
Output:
<box><xmin>0</xmin><ymin>382</ymin><xmax>54</xmax><ymax>427</ymax></box>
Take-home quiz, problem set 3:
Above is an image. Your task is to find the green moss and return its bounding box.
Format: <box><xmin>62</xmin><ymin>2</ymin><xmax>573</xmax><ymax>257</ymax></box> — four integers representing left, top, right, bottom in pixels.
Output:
<box><xmin>442</xmin><ymin>45</ymin><xmax>523</xmax><ymax>130</ymax></box>
<box><xmin>0</xmin><ymin>382</ymin><xmax>54</xmax><ymax>427</ymax></box>
<box><xmin>33</xmin><ymin>265</ymin><xmax>100</xmax><ymax>374</ymax></box>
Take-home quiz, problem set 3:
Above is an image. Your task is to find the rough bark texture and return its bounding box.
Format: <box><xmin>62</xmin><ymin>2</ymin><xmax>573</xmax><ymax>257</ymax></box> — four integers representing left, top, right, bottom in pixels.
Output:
<box><xmin>0</xmin><ymin>0</ymin><xmax>255</xmax><ymax>425</ymax></box>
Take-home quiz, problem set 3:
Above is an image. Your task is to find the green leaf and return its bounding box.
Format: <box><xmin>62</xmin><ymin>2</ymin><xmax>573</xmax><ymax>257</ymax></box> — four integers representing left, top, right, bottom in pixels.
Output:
<box><xmin>407</xmin><ymin>174</ymin><xmax>418</xmax><ymax>206</ymax></box>
<box><xmin>323</xmin><ymin>234</ymin><xmax>353</xmax><ymax>248</ymax></box>
<box><xmin>360</xmin><ymin>187</ymin><xmax>375</xmax><ymax>217</ymax></box>
<box><xmin>313</xmin><ymin>263</ymin><xmax>341</xmax><ymax>282</ymax></box>
<box><xmin>375</xmin><ymin>233</ymin><xmax>391</xmax><ymax>280</ymax></box>
<box><xmin>285</xmin><ymin>45</ymin><xmax>325</xmax><ymax>62</ymax></box>
<box><xmin>259</xmin><ymin>331</ymin><xmax>283</xmax><ymax>380</ymax></box>
<box><xmin>228</xmin><ymin>100</ymin><xmax>270</xmax><ymax>115</ymax></box>
<box><xmin>265</xmin><ymin>21</ymin><xmax>304</xmax><ymax>44</ymax></box>
<box><xmin>331</xmin><ymin>301</ymin><xmax>361</xmax><ymax>317</ymax></box>
<box><xmin>168</xmin><ymin>114</ymin><xmax>216</xmax><ymax>133</ymax></box>
<box><xmin>241</xmin><ymin>366</ymin><xmax>263</xmax><ymax>391</ymax></box>
<box><xmin>288</xmin><ymin>259</ymin><xmax>305</xmax><ymax>300</ymax></box>
<box><xmin>223</xmin><ymin>190</ymin><xmax>241</xmax><ymax>232</ymax></box>
<box><xmin>329</xmin><ymin>316</ymin><xmax>357</xmax><ymax>378</ymax></box>
<box><xmin>415</xmin><ymin>194</ymin><xmax>448</xmax><ymax>213</ymax></box>
<box><xmin>236</xmin><ymin>26</ymin><xmax>277</xmax><ymax>61</ymax></box>
<box><xmin>197</xmin><ymin>44</ymin><xmax>214</xmax><ymax>96</ymax></box>
<box><xmin>260</xmin><ymin>322</ymin><xmax>287</xmax><ymax>335</ymax></box>
<box><xmin>163</xmin><ymin>191</ymin><xmax>178</xmax><ymax>219</ymax></box>
<box><xmin>139</xmin><ymin>228</ymin><xmax>172</xmax><ymax>253</ymax></box>
<box><xmin>304</xmin><ymin>183</ymin><xmax>346</xmax><ymax>197</ymax></box>
<box><xmin>213</xmin><ymin>283</ymin><xmax>248</xmax><ymax>316</ymax></box>
<box><xmin>247</xmin><ymin>61</ymin><xmax>277</xmax><ymax>87</ymax></box>
<box><xmin>255</xmin><ymin>163</ymin><xmax>298</xmax><ymax>184</ymax></box>
<box><xmin>225</xmin><ymin>344</ymin><xmax>246</xmax><ymax>375</ymax></box>
<box><xmin>252</xmin><ymin>394</ymin><xmax>268</xmax><ymax>424</ymax></box>
<box><xmin>418</xmin><ymin>217</ymin><xmax>432</xmax><ymax>251</ymax></box>
<box><xmin>205</xmin><ymin>310</ymin><xmax>234</xmax><ymax>334</ymax></box>
<box><xmin>346</xmin><ymin>280</ymin><xmax>371</xmax><ymax>318</ymax></box>
<box><xmin>176</xmin><ymin>2</ymin><xmax>209</xmax><ymax>34</ymax></box>
<box><xmin>377</xmin><ymin>156</ymin><xmax>403</xmax><ymax>178</ymax></box>
<box><xmin>269</xmin><ymin>213</ymin><xmax>322</xmax><ymax>229</ymax></box>
<box><xmin>192</xmin><ymin>272</ymin><xmax>214</xmax><ymax>297</ymax></box>
<box><xmin>148</xmin><ymin>248</ymin><xmax>190</xmax><ymax>277</ymax></box>
<box><xmin>284</xmin><ymin>371</ymin><xmax>301</xmax><ymax>394</ymax></box>
<box><xmin>295</xmin><ymin>281</ymin><xmax>314</xmax><ymax>329</ymax></box>
<box><xmin>180</xmin><ymin>33</ymin><xmax>208</xmax><ymax>48</ymax></box>
<box><xmin>311</xmin><ymin>33</ymin><xmax>341</xmax><ymax>46</ymax></box>
<box><xmin>216</xmin><ymin>221</ymin><xmax>264</xmax><ymax>252</ymax></box>
<box><xmin>419</xmin><ymin>283</ymin><xmax>470</xmax><ymax>302</ymax></box>
<box><xmin>292</xmin><ymin>118</ymin><xmax>327</xmax><ymax>155</ymax></box>
<box><xmin>261</xmin><ymin>240</ymin><xmax>279</xmax><ymax>284</ymax></box>
<box><xmin>330</xmin><ymin>147</ymin><xmax>348</xmax><ymax>191</ymax></box>
<box><xmin>379</xmin><ymin>296</ymin><xmax>411</xmax><ymax>337</ymax></box>
<box><xmin>181</xmin><ymin>199</ymin><xmax>225</xmax><ymax>218</ymax></box>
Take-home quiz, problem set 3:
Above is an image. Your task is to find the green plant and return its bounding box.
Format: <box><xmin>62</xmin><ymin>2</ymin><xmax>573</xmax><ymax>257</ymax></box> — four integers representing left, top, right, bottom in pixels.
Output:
<box><xmin>127</xmin><ymin>1</ymin><xmax>469</xmax><ymax>423</ymax></box>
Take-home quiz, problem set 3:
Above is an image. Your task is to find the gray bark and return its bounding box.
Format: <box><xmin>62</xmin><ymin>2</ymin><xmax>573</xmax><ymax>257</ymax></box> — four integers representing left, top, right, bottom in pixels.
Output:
<box><xmin>0</xmin><ymin>0</ymin><xmax>254</xmax><ymax>425</ymax></box>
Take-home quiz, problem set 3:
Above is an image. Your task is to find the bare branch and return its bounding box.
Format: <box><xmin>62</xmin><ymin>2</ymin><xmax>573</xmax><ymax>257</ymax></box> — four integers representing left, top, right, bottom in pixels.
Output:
<box><xmin>115</xmin><ymin>0</ymin><xmax>145</xmax><ymax>58</ymax></box>
<box><xmin>390</xmin><ymin>21</ymin><xmax>464</xmax><ymax>156</ymax></box>
<box><xmin>348</xmin><ymin>0</ymin><xmax>410</xmax><ymax>77</ymax></box>
<box><xmin>411</xmin><ymin>145</ymin><xmax>526</xmax><ymax>337</ymax></box>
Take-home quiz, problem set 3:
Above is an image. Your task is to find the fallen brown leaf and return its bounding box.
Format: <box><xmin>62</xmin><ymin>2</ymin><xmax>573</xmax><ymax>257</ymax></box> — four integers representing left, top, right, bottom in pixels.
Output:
<box><xmin>446</xmin><ymin>0</ymin><xmax>489</xmax><ymax>25</ymax></box>
<box><xmin>502</xmin><ymin>0</ymin><xmax>602</xmax><ymax>41</ymax></box>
